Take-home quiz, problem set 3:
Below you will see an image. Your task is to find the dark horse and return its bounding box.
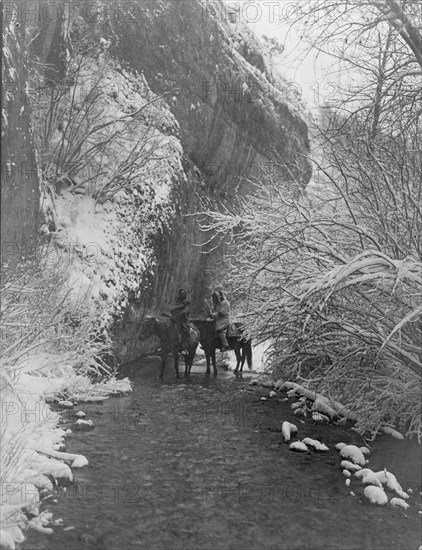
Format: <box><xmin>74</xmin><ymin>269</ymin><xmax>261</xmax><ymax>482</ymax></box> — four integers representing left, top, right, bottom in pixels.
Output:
<box><xmin>141</xmin><ymin>317</ymin><xmax>199</xmax><ymax>379</ymax></box>
<box><xmin>191</xmin><ymin>319</ymin><xmax>252</xmax><ymax>376</ymax></box>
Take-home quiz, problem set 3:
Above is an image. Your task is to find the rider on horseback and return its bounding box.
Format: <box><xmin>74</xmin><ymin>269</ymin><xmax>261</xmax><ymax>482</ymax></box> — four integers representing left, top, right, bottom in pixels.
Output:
<box><xmin>209</xmin><ymin>290</ymin><xmax>231</xmax><ymax>351</ymax></box>
<box><xmin>170</xmin><ymin>289</ymin><xmax>191</xmax><ymax>354</ymax></box>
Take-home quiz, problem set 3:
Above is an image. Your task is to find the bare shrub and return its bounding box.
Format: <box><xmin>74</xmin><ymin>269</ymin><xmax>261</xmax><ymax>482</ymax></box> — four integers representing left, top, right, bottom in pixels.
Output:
<box><xmin>198</xmin><ymin>158</ymin><xmax>422</xmax><ymax>440</ymax></box>
<box><xmin>0</xmin><ymin>247</ymin><xmax>113</xmax><ymax>381</ymax></box>
<box><xmin>31</xmin><ymin>22</ymin><xmax>166</xmax><ymax>207</ymax></box>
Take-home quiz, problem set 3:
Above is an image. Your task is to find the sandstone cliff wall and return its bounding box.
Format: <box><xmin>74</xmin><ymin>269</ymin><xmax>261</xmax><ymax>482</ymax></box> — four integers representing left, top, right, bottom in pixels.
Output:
<box><xmin>3</xmin><ymin>0</ymin><xmax>311</xmax><ymax>363</ymax></box>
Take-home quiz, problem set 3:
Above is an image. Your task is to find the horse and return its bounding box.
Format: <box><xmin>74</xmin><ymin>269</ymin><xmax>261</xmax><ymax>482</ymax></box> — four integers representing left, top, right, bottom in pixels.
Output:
<box><xmin>191</xmin><ymin>319</ymin><xmax>252</xmax><ymax>376</ymax></box>
<box><xmin>141</xmin><ymin>317</ymin><xmax>199</xmax><ymax>379</ymax></box>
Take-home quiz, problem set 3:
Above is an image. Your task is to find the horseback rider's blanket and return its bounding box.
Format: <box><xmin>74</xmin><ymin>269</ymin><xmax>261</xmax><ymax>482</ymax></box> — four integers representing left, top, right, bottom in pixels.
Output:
<box><xmin>211</xmin><ymin>298</ymin><xmax>230</xmax><ymax>331</ymax></box>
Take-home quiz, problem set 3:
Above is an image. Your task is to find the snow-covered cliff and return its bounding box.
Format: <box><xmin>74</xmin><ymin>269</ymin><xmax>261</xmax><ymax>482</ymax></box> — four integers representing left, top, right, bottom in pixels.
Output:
<box><xmin>5</xmin><ymin>0</ymin><xmax>311</xmax><ymax>363</ymax></box>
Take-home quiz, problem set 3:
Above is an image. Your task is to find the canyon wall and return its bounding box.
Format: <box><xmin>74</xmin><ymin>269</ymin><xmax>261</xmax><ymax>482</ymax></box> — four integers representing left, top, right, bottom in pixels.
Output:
<box><xmin>3</xmin><ymin>0</ymin><xmax>311</xmax><ymax>363</ymax></box>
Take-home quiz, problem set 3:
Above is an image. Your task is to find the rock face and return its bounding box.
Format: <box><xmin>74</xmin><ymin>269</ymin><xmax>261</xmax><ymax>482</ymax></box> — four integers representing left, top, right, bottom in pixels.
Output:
<box><xmin>108</xmin><ymin>0</ymin><xmax>311</xmax><ymax>194</ymax></box>
<box><xmin>6</xmin><ymin>0</ymin><xmax>311</xmax><ymax>363</ymax></box>
<box><xmin>1</xmin><ymin>8</ymin><xmax>40</xmax><ymax>266</ymax></box>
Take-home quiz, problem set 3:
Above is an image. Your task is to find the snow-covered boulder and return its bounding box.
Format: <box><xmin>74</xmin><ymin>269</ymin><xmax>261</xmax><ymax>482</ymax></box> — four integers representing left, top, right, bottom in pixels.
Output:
<box><xmin>340</xmin><ymin>460</ymin><xmax>362</xmax><ymax>472</ymax></box>
<box><xmin>390</xmin><ymin>497</ymin><xmax>409</xmax><ymax>510</ymax></box>
<box><xmin>339</xmin><ymin>445</ymin><xmax>366</xmax><ymax>466</ymax></box>
<box><xmin>289</xmin><ymin>441</ymin><xmax>308</xmax><ymax>452</ymax></box>
<box><xmin>282</xmin><ymin>421</ymin><xmax>298</xmax><ymax>442</ymax></box>
<box><xmin>355</xmin><ymin>468</ymin><xmax>374</xmax><ymax>479</ymax></box>
<box><xmin>311</xmin><ymin>412</ymin><xmax>329</xmax><ymax>423</ymax></box>
<box><xmin>364</xmin><ymin>486</ymin><xmax>388</xmax><ymax>505</ymax></box>
<box><xmin>302</xmin><ymin>438</ymin><xmax>329</xmax><ymax>451</ymax></box>
<box><xmin>381</xmin><ymin>426</ymin><xmax>404</xmax><ymax>440</ymax></box>
<box><xmin>373</xmin><ymin>470</ymin><xmax>409</xmax><ymax>500</ymax></box>
<box><xmin>260</xmin><ymin>380</ymin><xmax>275</xmax><ymax>388</ymax></box>
<box><xmin>58</xmin><ymin>400</ymin><xmax>74</xmax><ymax>408</ymax></box>
<box><xmin>362</xmin><ymin>473</ymin><xmax>383</xmax><ymax>488</ymax></box>
<box><xmin>74</xmin><ymin>419</ymin><xmax>94</xmax><ymax>430</ymax></box>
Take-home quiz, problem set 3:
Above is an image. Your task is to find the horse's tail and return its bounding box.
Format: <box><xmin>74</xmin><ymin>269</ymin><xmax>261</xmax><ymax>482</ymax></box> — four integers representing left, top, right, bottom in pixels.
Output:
<box><xmin>245</xmin><ymin>342</ymin><xmax>253</xmax><ymax>370</ymax></box>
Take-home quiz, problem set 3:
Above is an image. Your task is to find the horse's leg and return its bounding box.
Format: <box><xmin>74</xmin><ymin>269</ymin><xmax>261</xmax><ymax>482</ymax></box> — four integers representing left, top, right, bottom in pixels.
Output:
<box><xmin>233</xmin><ymin>344</ymin><xmax>241</xmax><ymax>374</ymax></box>
<box><xmin>186</xmin><ymin>350</ymin><xmax>194</xmax><ymax>376</ymax></box>
<box><xmin>246</xmin><ymin>342</ymin><xmax>253</xmax><ymax>371</ymax></box>
<box><xmin>159</xmin><ymin>351</ymin><xmax>166</xmax><ymax>379</ymax></box>
<box><xmin>184</xmin><ymin>353</ymin><xmax>189</xmax><ymax>377</ymax></box>
<box><xmin>173</xmin><ymin>349</ymin><xmax>180</xmax><ymax>378</ymax></box>
<box><xmin>205</xmin><ymin>351</ymin><xmax>211</xmax><ymax>375</ymax></box>
<box><xmin>212</xmin><ymin>349</ymin><xmax>217</xmax><ymax>376</ymax></box>
<box><xmin>239</xmin><ymin>345</ymin><xmax>246</xmax><ymax>373</ymax></box>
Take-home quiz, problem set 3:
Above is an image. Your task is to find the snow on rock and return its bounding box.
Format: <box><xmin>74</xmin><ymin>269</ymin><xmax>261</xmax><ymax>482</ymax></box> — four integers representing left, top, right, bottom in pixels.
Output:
<box><xmin>360</xmin><ymin>446</ymin><xmax>371</xmax><ymax>455</ymax></box>
<box><xmin>339</xmin><ymin>445</ymin><xmax>366</xmax><ymax>466</ymax></box>
<box><xmin>345</xmin><ymin>479</ymin><xmax>351</xmax><ymax>487</ymax></box>
<box><xmin>28</xmin><ymin>511</ymin><xmax>54</xmax><ymax>535</ymax></box>
<box><xmin>278</xmin><ymin>382</ymin><xmax>352</xmax><ymax>420</ymax></box>
<box><xmin>362</xmin><ymin>473</ymin><xmax>383</xmax><ymax>489</ymax></box>
<box><xmin>26</xmin><ymin>474</ymin><xmax>54</xmax><ymax>494</ymax></box>
<box><xmin>289</xmin><ymin>441</ymin><xmax>308</xmax><ymax>452</ymax></box>
<box><xmin>2</xmin><ymin>483</ymin><xmax>39</xmax><ymax>507</ymax></box>
<box><xmin>249</xmin><ymin>380</ymin><xmax>259</xmax><ymax>386</ymax></box>
<box><xmin>373</xmin><ymin>470</ymin><xmax>409</xmax><ymax>500</ymax></box>
<box><xmin>269</xmin><ymin>391</ymin><xmax>277</xmax><ymax>398</ymax></box>
<box><xmin>343</xmin><ymin>469</ymin><xmax>351</xmax><ymax>478</ymax></box>
<box><xmin>390</xmin><ymin>497</ymin><xmax>410</xmax><ymax>510</ymax></box>
<box><xmin>381</xmin><ymin>426</ymin><xmax>404</xmax><ymax>440</ymax></box>
<box><xmin>0</xmin><ymin>518</ymin><xmax>26</xmax><ymax>548</ymax></box>
<box><xmin>311</xmin><ymin>412</ymin><xmax>329</xmax><ymax>423</ymax></box>
<box><xmin>340</xmin><ymin>460</ymin><xmax>362</xmax><ymax>472</ymax></box>
<box><xmin>74</xmin><ymin>419</ymin><xmax>94</xmax><ymax>430</ymax></box>
<box><xmin>312</xmin><ymin>399</ymin><xmax>337</xmax><ymax>419</ymax></box>
<box><xmin>274</xmin><ymin>379</ymin><xmax>284</xmax><ymax>390</ymax></box>
<box><xmin>282</xmin><ymin>421</ymin><xmax>298</xmax><ymax>442</ymax></box>
<box><xmin>335</xmin><ymin>442</ymin><xmax>347</xmax><ymax>451</ymax></box>
<box><xmin>75</xmin><ymin>411</ymin><xmax>86</xmax><ymax>418</ymax></box>
<box><xmin>37</xmin><ymin>457</ymin><xmax>73</xmax><ymax>481</ymax></box>
<box><xmin>260</xmin><ymin>397</ymin><xmax>267</xmax><ymax>402</ymax></box>
<box><xmin>355</xmin><ymin>468</ymin><xmax>374</xmax><ymax>479</ymax></box>
<box><xmin>302</xmin><ymin>438</ymin><xmax>329</xmax><ymax>451</ymax></box>
<box><xmin>260</xmin><ymin>380</ymin><xmax>275</xmax><ymax>388</ymax></box>
<box><xmin>364</xmin><ymin>486</ymin><xmax>388</xmax><ymax>505</ymax></box>
<box><xmin>34</xmin><ymin>447</ymin><xmax>88</xmax><ymax>468</ymax></box>
<box><xmin>72</xmin><ymin>455</ymin><xmax>89</xmax><ymax>468</ymax></box>
<box><xmin>57</xmin><ymin>400</ymin><xmax>74</xmax><ymax>408</ymax></box>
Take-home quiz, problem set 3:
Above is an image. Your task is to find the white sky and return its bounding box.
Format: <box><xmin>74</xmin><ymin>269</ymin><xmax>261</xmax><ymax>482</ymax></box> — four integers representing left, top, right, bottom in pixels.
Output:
<box><xmin>227</xmin><ymin>1</ymin><xmax>348</xmax><ymax>109</ymax></box>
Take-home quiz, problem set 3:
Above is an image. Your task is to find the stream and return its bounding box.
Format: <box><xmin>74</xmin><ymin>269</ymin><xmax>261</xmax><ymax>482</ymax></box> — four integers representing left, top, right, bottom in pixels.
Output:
<box><xmin>25</xmin><ymin>357</ymin><xmax>421</xmax><ymax>550</ymax></box>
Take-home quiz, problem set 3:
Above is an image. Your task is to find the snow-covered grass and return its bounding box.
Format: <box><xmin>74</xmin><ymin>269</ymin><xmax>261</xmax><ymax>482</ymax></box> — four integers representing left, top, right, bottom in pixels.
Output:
<box><xmin>0</xmin><ymin>254</ymin><xmax>132</xmax><ymax>549</ymax></box>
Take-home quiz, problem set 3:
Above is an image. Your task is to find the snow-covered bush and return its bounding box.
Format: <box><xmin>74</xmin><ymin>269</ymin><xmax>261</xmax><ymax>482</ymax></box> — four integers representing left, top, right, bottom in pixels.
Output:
<box><xmin>31</xmin><ymin>16</ymin><xmax>172</xmax><ymax>207</ymax></box>
<box><xmin>197</xmin><ymin>140</ymin><xmax>422</xmax><ymax>440</ymax></box>
<box><xmin>0</xmin><ymin>249</ymin><xmax>113</xmax><ymax>380</ymax></box>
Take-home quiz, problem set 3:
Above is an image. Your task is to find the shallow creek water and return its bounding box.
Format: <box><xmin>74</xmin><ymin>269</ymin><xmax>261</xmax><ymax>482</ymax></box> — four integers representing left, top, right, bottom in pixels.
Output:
<box><xmin>25</xmin><ymin>358</ymin><xmax>421</xmax><ymax>550</ymax></box>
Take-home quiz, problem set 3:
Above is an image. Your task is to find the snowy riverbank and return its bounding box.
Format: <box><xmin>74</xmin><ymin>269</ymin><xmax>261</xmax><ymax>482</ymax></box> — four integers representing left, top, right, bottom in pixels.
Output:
<box><xmin>0</xmin><ymin>353</ymin><xmax>131</xmax><ymax>549</ymax></box>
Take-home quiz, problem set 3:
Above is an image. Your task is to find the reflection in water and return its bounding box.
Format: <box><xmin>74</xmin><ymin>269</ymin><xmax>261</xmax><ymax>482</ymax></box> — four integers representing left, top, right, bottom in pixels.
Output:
<box><xmin>25</xmin><ymin>359</ymin><xmax>421</xmax><ymax>550</ymax></box>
